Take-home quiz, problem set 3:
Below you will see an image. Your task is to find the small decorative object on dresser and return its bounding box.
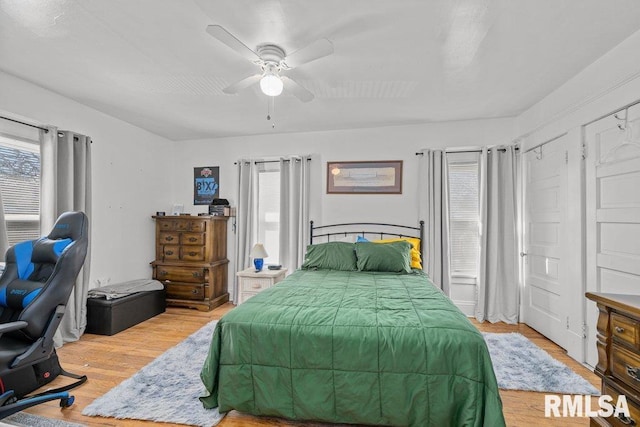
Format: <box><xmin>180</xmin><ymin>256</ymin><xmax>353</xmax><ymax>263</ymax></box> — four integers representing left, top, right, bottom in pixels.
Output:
<box><xmin>586</xmin><ymin>292</ymin><xmax>640</xmax><ymax>426</ymax></box>
<box><xmin>236</xmin><ymin>267</ymin><xmax>286</xmax><ymax>305</ymax></box>
<box><xmin>151</xmin><ymin>215</ymin><xmax>229</xmax><ymax>311</ymax></box>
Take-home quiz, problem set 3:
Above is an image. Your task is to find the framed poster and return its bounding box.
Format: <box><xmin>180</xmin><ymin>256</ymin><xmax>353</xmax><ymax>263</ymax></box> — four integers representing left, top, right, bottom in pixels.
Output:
<box><xmin>194</xmin><ymin>166</ymin><xmax>219</xmax><ymax>205</ymax></box>
<box><xmin>327</xmin><ymin>160</ymin><xmax>403</xmax><ymax>194</ymax></box>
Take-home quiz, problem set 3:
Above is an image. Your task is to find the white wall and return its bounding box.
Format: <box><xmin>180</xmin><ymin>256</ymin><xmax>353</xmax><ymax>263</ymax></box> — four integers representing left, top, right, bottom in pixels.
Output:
<box><xmin>0</xmin><ymin>70</ymin><xmax>174</xmax><ymax>287</ymax></box>
<box><xmin>514</xmin><ymin>28</ymin><xmax>640</xmax><ymax>361</ymax></box>
<box><xmin>170</xmin><ymin>118</ymin><xmax>514</xmax><ymax>301</ymax></box>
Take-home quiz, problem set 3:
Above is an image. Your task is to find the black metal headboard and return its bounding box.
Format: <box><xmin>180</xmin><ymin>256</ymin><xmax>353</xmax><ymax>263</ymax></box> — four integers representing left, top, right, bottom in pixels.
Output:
<box><xmin>310</xmin><ymin>221</ymin><xmax>425</xmax><ymax>255</ymax></box>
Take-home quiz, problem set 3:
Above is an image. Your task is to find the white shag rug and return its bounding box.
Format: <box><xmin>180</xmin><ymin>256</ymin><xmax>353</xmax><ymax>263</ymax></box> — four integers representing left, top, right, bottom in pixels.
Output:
<box><xmin>484</xmin><ymin>332</ymin><xmax>599</xmax><ymax>395</ymax></box>
<box><xmin>82</xmin><ymin>320</ymin><xmax>222</xmax><ymax>427</ymax></box>
<box><xmin>4</xmin><ymin>412</ymin><xmax>85</xmax><ymax>426</ymax></box>
<box><xmin>82</xmin><ymin>323</ymin><xmax>598</xmax><ymax>427</ymax></box>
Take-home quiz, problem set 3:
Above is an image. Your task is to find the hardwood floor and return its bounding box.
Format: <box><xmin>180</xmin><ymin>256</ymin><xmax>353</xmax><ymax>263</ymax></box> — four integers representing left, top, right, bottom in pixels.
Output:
<box><xmin>23</xmin><ymin>303</ymin><xmax>598</xmax><ymax>426</ymax></box>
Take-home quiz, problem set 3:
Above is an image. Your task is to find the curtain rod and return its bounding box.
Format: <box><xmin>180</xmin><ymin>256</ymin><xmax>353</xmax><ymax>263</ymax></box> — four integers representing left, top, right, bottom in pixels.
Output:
<box><xmin>234</xmin><ymin>158</ymin><xmax>312</xmax><ymax>165</ymax></box>
<box><xmin>415</xmin><ymin>147</ymin><xmax>518</xmax><ymax>156</ymax></box>
<box><xmin>0</xmin><ymin>116</ymin><xmax>49</xmax><ymax>133</ymax></box>
<box><xmin>584</xmin><ymin>97</ymin><xmax>640</xmax><ymax>127</ymax></box>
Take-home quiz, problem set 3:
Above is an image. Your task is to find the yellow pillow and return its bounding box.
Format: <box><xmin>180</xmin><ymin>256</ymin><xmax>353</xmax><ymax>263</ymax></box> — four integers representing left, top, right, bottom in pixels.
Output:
<box><xmin>374</xmin><ymin>237</ymin><xmax>422</xmax><ymax>269</ymax></box>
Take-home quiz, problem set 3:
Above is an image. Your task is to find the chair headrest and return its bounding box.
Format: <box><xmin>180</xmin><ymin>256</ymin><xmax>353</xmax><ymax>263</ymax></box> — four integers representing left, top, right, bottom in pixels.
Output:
<box><xmin>47</xmin><ymin>211</ymin><xmax>87</xmax><ymax>241</ymax></box>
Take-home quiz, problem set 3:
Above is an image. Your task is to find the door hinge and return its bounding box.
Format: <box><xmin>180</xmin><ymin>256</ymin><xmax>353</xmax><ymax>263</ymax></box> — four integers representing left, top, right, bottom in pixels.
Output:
<box><xmin>565</xmin><ymin>150</ymin><xmax>569</xmax><ymax>164</ymax></box>
<box><xmin>581</xmin><ymin>143</ymin><xmax>587</xmax><ymax>160</ymax></box>
<box><xmin>582</xmin><ymin>322</ymin><xmax>588</xmax><ymax>339</ymax></box>
<box><xmin>566</xmin><ymin>316</ymin><xmax>570</xmax><ymax>329</ymax></box>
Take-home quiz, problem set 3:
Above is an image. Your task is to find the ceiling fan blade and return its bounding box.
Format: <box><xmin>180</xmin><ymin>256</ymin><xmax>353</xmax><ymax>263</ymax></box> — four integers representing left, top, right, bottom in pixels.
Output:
<box><xmin>223</xmin><ymin>74</ymin><xmax>262</xmax><ymax>94</ymax></box>
<box><xmin>281</xmin><ymin>76</ymin><xmax>314</xmax><ymax>102</ymax></box>
<box><xmin>206</xmin><ymin>25</ymin><xmax>260</xmax><ymax>63</ymax></box>
<box><xmin>283</xmin><ymin>39</ymin><xmax>334</xmax><ymax>69</ymax></box>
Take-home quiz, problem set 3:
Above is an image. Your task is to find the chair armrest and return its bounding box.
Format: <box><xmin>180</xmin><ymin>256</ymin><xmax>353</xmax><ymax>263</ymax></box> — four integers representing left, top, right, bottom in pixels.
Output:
<box><xmin>0</xmin><ymin>321</ymin><xmax>28</xmax><ymax>335</ymax></box>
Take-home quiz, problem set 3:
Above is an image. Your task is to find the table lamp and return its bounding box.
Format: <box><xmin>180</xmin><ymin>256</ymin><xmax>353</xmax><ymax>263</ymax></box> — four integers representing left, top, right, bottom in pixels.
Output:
<box><xmin>250</xmin><ymin>243</ymin><xmax>268</xmax><ymax>272</ymax></box>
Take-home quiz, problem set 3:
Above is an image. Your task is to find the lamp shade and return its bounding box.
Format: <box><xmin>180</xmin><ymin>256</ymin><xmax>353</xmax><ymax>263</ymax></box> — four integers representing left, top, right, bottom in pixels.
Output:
<box><xmin>259</xmin><ymin>74</ymin><xmax>283</xmax><ymax>97</ymax></box>
<box><xmin>250</xmin><ymin>243</ymin><xmax>269</xmax><ymax>259</ymax></box>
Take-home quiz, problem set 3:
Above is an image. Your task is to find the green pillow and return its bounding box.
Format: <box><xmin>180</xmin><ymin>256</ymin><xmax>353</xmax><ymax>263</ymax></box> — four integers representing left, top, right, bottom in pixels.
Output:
<box><xmin>355</xmin><ymin>241</ymin><xmax>412</xmax><ymax>273</ymax></box>
<box><xmin>301</xmin><ymin>242</ymin><xmax>357</xmax><ymax>271</ymax></box>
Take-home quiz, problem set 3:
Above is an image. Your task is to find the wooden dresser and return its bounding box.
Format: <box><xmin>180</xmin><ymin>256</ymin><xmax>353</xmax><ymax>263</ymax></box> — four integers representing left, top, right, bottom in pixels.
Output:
<box><xmin>586</xmin><ymin>292</ymin><xmax>640</xmax><ymax>426</ymax></box>
<box><xmin>151</xmin><ymin>215</ymin><xmax>229</xmax><ymax>311</ymax></box>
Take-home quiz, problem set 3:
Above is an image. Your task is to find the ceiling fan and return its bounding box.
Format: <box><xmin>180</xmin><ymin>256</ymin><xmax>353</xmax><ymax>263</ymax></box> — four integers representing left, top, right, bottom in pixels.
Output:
<box><xmin>206</xmin><ymin>25</ymin><xmax>333</xmax><ymax>102</ymax></box>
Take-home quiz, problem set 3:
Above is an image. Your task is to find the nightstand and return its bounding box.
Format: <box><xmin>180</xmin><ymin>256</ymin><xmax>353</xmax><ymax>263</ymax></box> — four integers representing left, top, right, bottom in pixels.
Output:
<box><xmin>236</xmin><ymin>267</ymin><xmax>287</xmax><ymax>304</ymax></box>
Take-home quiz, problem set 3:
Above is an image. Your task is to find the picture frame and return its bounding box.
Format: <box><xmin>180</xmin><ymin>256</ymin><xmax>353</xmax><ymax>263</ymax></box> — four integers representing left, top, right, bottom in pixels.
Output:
<box><xmin>327</xmin><ymin>160</ymin><xmax>403</xmax><ymax>194</ymax></box>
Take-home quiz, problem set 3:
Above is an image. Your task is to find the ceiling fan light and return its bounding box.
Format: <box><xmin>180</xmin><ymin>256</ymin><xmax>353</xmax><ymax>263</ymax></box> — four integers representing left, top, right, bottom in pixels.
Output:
<box><xmin>260</xmin><ymin>74</ymin><xmax>283</xmax><ymax>97</ymax></box>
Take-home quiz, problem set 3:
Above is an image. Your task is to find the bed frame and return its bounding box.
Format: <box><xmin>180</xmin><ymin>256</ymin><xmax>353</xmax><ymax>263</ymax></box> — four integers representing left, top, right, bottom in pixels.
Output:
<box><xmin>309</xmin><ymin>220</ymin><xmax>425</xmax><ymax>255</ymax></box>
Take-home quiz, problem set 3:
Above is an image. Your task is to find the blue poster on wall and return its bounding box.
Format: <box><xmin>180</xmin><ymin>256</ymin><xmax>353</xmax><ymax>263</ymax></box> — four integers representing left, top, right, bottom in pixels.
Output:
<box><xmin>194</xmin><ymin>166</ymin><xmax>219</xmax><ymax>205</ymax></box>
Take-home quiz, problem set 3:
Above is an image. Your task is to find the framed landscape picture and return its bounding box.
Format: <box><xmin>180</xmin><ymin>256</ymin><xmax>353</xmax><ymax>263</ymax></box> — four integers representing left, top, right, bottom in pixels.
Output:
<box><xmin>327</xmin><ymin>160</ymin><xmax>403</xmax><ymax>194</ymax></box>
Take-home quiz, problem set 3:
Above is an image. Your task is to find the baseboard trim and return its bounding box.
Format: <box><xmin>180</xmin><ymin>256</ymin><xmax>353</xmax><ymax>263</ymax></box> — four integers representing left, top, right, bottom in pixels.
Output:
<box><xmin>452</xmin><ymin>300</ymin><xmax>476</xmax><ymax>316</ymax></box>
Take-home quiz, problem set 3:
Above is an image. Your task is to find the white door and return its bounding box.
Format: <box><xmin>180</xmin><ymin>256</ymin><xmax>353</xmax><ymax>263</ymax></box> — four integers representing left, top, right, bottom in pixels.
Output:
<box><xmin>585</xmin><ymin>103</ymin><xmax>640</xmax><ymax>368</ymax></box>
<box><xmin>522</xmin><ymin>135</ymin><xmax>570</xmax><ymax>349</ymax></box>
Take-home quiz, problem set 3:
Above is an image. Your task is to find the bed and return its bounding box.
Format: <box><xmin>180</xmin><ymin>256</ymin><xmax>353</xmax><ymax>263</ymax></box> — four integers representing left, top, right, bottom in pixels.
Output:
<box><xmin>200</xmin><ymin>222</ymin><xmax>505</xmax><ymax>427</ymax></box>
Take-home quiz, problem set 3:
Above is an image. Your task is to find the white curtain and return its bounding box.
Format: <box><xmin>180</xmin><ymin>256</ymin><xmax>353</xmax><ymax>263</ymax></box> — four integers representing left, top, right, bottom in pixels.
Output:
<box><xmin>476</xmin><ymin>146</ymin><xmax>519</xmax><ymax>324</ymax></box>
<box><xmin>233</xmin><ymin>159</ymin><xmax>259</xmax><ymax>303</ymax></box>
<box><xmin>41</xmin><ymin>128</ymin><xmax>92</xmax><ymax>345</ymax></box>
<box><xmin>279</xmin><ymin>155</ymin><xmax>311</xmax><ymax>271</ymax></box>
<box><xmin>418</xmin><ymin>149</ymin><xmax>451</xmax><ymax>294</ymax></box>
<box><xmin>0</xmin><ymin>190</ymin><xmax>7</xmax><ymax>262</ymax></box>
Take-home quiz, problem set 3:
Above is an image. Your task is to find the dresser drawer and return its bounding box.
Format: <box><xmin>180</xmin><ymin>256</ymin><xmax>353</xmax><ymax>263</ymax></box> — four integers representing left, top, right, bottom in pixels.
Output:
<box><xmin>239</xmin><ymin>291</ymin><xmax>259</xmax><ymax>304</ymax></box>
<box><xmin>612</xmin><ymin>344</ymin><xmax>640</xmax><ymax>392</ymax></box>
<box><xmin>173</xmin><ymin>219</ymin><xmax>207</xmax><ymax>232</ymax></box>
<box><xmin>612</xmin><ymin>313</ymin><xmax>639</xmax><ymax>349</ymax></box>
<box><xmin>181</xmin><ymin>246</ymin><xmax>205</xmax><ymax>262</ymax></box>
<box><xmin>164</xmin><ymin>282</ymin><xmax>204</xmax><ymax>301</ymax></box>
<box><xmin>155</xmin><ymin>265</ymin><xmax>206</xmax><ymax>283</ymax></box>
<box><xmin>162</xmin><ymin>245</ymin><xmax>180</xmax><ymax>261</ymax></box>
<box><xmin>603</xmin><ymin>383</ymin><xmax>640</xmax><ymax>427</ymax></box>
<box><xmin>181</xmin><ymin>232</ymin><xmax>204</xmax><ymax>245</ymax></box>
<box><xmin>190</xmin><ymin>220</ymin><xmax>206</xmax><ymax>232</ymax></box>
<box><xmin>158</xmin><ymin>220</ymin><xmax>177</xmax><ymax>231</ymax></box>
<box><xmin>159</xmin><ymin>232</ymin><xmax>179</xmax><ymax>244</ymax></box>
<box><xmin>241</xmin><ymin>277</ymin><xmax>272</xmax><ymax>292</ymax></box>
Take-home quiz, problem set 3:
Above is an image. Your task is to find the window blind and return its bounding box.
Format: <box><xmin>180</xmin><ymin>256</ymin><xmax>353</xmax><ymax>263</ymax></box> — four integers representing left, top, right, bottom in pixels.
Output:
<box><xmin>448</xmin><ymin>160</ymin><xmax>480</xmax><ymax>275</ymax></box>
<box><xmin>0</xmin><ymin>143</ymin><xmax>41</xmax><ymax>246</ymax></box>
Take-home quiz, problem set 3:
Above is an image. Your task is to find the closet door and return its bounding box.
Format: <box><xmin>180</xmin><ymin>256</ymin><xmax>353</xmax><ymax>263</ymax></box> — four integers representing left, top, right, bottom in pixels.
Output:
<box><xmin>522</xmin><ymin>135</ymin><xmax>570</xmax><ymax>349</ymax></box>
<box><xmin>585</xmin><ymin>103</ymin><xmax>640</xmax><ymax>368</ymax></box>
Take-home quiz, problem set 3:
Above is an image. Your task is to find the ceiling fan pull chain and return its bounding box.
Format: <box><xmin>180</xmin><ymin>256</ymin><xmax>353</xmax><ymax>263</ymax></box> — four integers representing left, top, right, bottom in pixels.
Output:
<box><xmin>266</xmin><ymin>97</ymin><xmax>276</xmax><ymax>129</ymax></box>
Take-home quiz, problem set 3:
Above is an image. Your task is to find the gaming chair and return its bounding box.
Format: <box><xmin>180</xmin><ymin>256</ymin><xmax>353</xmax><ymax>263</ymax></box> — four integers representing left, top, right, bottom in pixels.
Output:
<box><xmin>0</xmin><ymin>211</ymin><xmax>88</xmax><ymax>418</ymax></box>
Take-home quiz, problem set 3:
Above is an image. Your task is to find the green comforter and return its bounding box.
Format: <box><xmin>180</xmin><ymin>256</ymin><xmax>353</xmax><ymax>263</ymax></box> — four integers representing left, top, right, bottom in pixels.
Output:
<box><xmin>201</xmin><ymin>269</ymin><xmax>505</xmax><ymax>427</ymax></box>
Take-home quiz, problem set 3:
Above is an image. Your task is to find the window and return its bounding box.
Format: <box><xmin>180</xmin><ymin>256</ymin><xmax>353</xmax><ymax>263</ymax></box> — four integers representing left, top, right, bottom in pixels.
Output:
<box><xmin>257</xmin><ymin>162</ymin><xmax>280</xmax><ymax>265</ymax></box>
<box><xmin>448</xmin><ymin>153</ymin><xmax>480</xmax><ymax>277</ymax></box>
<box><xmin>0</xmin><ymin>136</ymin><xmax>41</xmax><ymax>245</ymax></box>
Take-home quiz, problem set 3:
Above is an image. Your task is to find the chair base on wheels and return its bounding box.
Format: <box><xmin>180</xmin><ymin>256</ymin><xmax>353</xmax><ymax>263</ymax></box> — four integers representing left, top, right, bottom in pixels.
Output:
<box><xmin>0</xmin><ymin>350</ymin><xmax>87</xmax><ymax>419</ymax></box>
<box><xmin>0</xmin><ymin>390</ymin><xmax>75</xmax><ymax>419</ymax></box>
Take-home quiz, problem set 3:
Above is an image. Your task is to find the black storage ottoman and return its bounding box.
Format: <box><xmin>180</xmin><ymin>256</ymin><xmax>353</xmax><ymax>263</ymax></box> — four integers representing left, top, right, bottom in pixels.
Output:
<box><xmin>86</xmin><ymin>289</ymin><xmax>166</xmax><ymax>336</ymax></box>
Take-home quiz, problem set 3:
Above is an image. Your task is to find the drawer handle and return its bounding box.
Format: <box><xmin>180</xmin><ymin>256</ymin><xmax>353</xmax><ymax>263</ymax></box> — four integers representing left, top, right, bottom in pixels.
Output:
<box><xmin>159</xmin><ymin>270</ymin><xmax>168</xmax><ymax>276</ymax></box>
<box><xmin>252</xmin><ymin>283</ymin><xmax>262</xmax><ymax>289</ymax></box>
<box><xmin>192</xmin><ymin>271</ymin><xmax>202</xmax><ymax>278</ymax></box>
<box><xmin>166</xmin><ymin>250</ymin><xmax>174</xmax><ymax>255</ymax></box>
<box><xmin>189</xmin><ymin>251</ymin><xmax>198</xmax><ymax>256</ymax></box>
<box><xmin>617</xmin><ymin>413</ymin><xmax>636</xmax><ymax>426</ymax></box>
<box><xmin>626</xmin><ymin>365</ymin><xmax>640</xmax><ymax>382</ymax></box>
<box><xmin>165</xmin><ymin>236</ymin><xmax>174</xmax><ymax>241</ymax></box>
<box><xmin>192</xmin><ymin>289</ymin><xmax>198</xmax><ymax>294</ymax></box>
<box><xmin>188</xmin><ymin>237</ymin><xmax>198</xmax><ymax>242</ymax></box>
<box><xmin>616</xmin><ymin>326</ymin><xmax>626</xmax><ymax>333</ymax></box>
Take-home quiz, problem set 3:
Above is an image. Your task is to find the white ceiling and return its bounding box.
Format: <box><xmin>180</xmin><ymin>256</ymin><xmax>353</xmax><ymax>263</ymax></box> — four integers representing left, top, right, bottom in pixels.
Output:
<box><xmin>1</xmin><ymin>0</ymin><xmax>640</xmax><ymax>141</ymax></box>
